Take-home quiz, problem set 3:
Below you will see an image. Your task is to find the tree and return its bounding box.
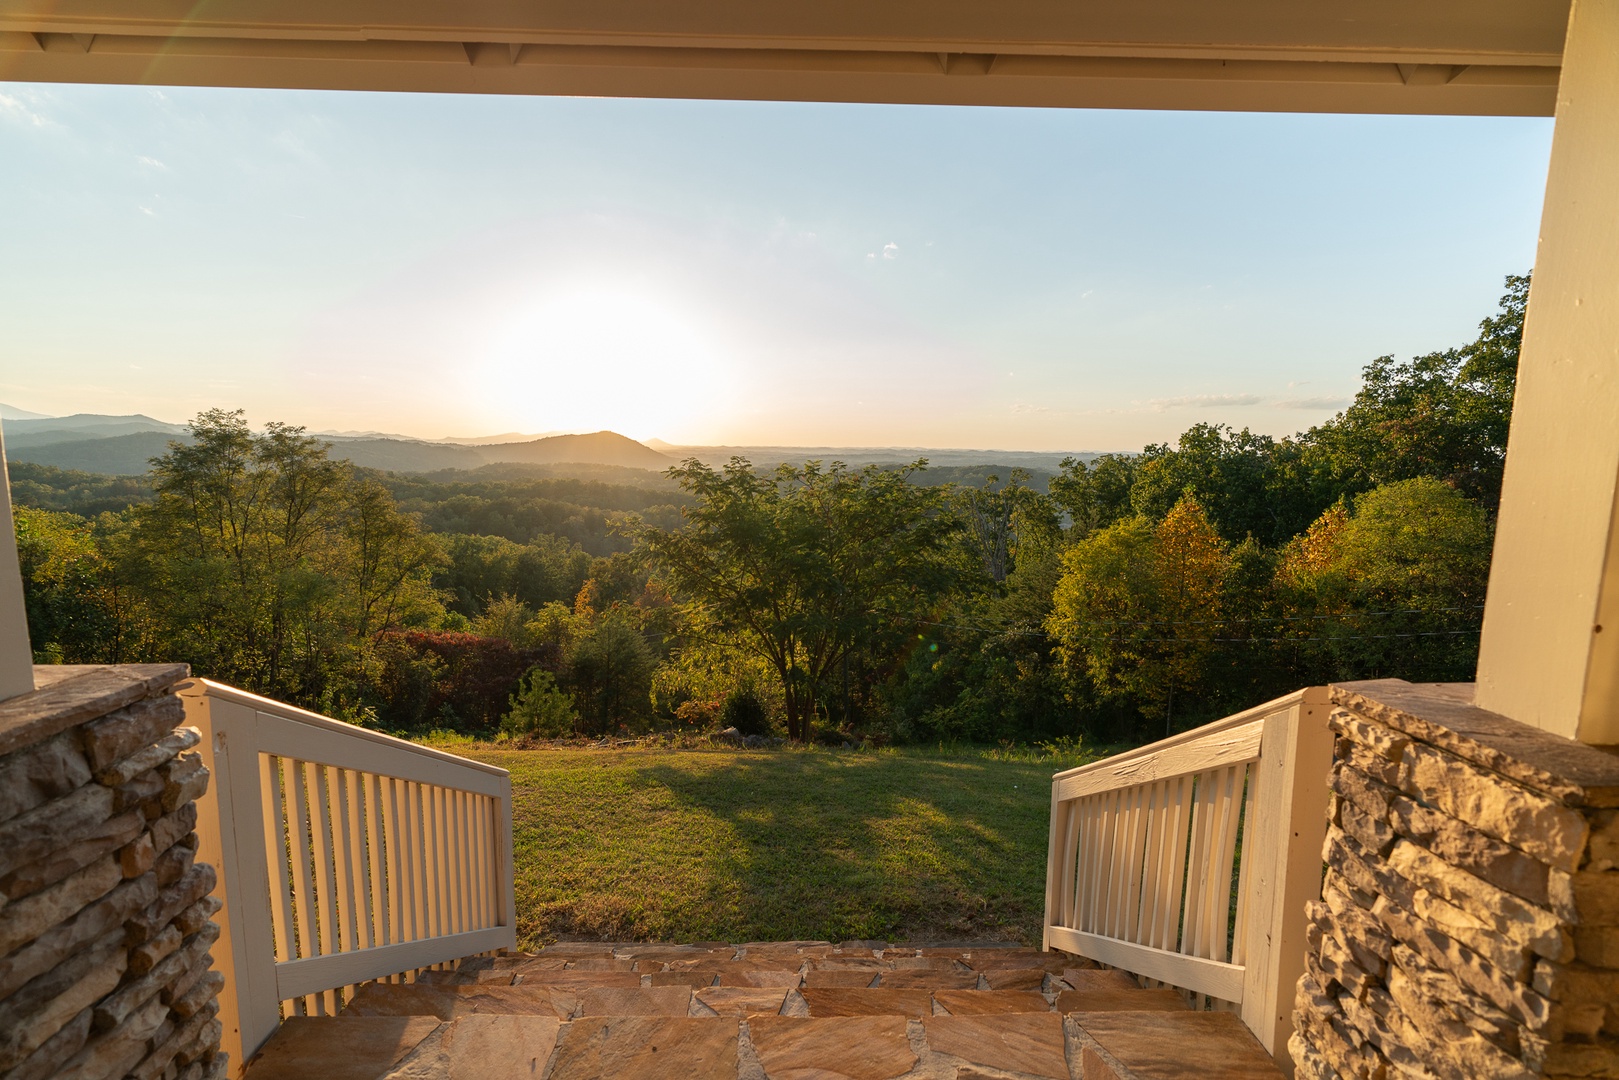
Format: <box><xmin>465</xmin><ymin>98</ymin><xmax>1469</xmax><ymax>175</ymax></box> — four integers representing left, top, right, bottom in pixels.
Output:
<box><xmin>501</xmin><ymin>668</ymin><xmax>578</xmax><ymax>739</ymax></box>
<box><xmin>131</xmin><ymin>409</ymin><xmax>445</xmax><ymax>704</ymax></box>
<box><xmin>638</xmin><ymin>458</ymin><xmax>960</xmax><ymax>741</ymax></box>
<box><xmin>1300</xmin><ymin>275</ymin><xmax>1527</xmax><ymax>510</ymax></box>
<box><xmin>1048</xmin><ymin>494</ymin><xmax>1231</xmax><ymax>734</ymax></box>
<box><xmin>955</xmin><ymin>470</ymin><xmax>1051</xmax><ymax>584</ymax></box>
<box><xmin>1049</xmin><ymin>454</ymin><xmax>1138</xmax><ymax>539</ymax></box>
<box><xmin>565</xmin><ymin>610</ymin><xmax>655</xmax><ymax>734</ymax></box>
<box><xmin>1277</xmin><ymin>478</ymin><xmax>1491</xmax><ymax>682</ymax></box>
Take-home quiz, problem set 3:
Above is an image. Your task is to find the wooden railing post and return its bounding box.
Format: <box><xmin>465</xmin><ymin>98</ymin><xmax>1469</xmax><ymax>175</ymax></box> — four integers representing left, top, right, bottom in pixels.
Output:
<box><xmin>1238</xmin><ymin>686</ymin><xmax>1335</xmax><ymax>1071</ymax></box>
<box><xmin>185</xmin><ymin>687</ymin><xmax>287</xmax><ymax>1077</ymax></box>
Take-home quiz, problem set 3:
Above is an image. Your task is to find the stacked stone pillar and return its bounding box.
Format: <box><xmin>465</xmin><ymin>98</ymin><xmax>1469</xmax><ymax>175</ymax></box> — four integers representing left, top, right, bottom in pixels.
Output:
<box><xmin>1291</xmin><ymin>678</ymin><xmax>1619</xmax><ymax>1080</ymax></box>
<box><xmin>0</xmin><ymin>665</ymin><xmax>226</xmax><ymax>1080</ymax></box>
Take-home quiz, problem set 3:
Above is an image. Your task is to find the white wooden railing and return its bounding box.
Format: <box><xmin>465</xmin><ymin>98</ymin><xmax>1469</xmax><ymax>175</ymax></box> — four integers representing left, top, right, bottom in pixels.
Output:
<box><xmin>182</xmin><ymin>680</ymin><xmax>517</xmax><ymax>1076</ymax></box>
<box><xmin>1043</xmin><ymin>687</ymin><xmax>1333</xmax><ymax>1069</ymax></box>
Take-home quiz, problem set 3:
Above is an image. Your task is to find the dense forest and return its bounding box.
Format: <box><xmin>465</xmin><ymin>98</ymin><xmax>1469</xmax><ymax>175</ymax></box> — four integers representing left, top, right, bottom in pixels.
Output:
<box><xmin>15</xmin><ymin>276</ymin><xmax>1524</xmax><ymax>747</ymax></box>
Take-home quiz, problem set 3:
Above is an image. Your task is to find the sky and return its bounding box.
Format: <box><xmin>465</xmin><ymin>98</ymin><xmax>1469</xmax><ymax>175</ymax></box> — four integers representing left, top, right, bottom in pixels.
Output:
<box><xmin>0</xmin><ymin>83</ymin><xmax>1553</xmax><ymax>451</ymax></box>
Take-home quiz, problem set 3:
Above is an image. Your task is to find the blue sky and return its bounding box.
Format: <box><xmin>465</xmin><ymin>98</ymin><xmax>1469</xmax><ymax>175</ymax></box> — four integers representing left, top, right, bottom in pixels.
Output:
<box><xmin>0</xmin><ymin>84</ymin><xmax>1552</xmax><ymax>450</ymax></box>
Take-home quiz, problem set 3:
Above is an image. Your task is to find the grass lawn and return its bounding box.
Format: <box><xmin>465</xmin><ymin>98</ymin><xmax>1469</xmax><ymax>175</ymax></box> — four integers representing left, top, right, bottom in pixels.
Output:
<box><xmin>460</xmin><ymin>744</ymin><xmax>1089</xmax><ymax>948</ymax></box>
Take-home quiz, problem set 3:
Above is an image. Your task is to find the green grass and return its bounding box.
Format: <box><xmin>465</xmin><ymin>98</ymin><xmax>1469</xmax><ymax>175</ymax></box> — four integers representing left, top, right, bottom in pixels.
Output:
<box><xmin>461</xmin><ymin>744</ymin><xmax>1098</xmax><ymax>949</ymax></box>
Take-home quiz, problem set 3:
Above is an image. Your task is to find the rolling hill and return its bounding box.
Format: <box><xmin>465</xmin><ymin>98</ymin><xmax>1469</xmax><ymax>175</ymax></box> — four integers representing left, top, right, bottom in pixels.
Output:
<box><xmin>1</xmin><ymin>416</ymin><xmax>674</xmax><ymax>476</ymax></box>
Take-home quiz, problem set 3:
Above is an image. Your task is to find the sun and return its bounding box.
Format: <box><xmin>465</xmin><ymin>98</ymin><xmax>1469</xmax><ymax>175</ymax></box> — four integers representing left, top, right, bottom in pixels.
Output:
<box><xmin>474</xmin><ymin>284</ymin><xmax>735</xmax><ymax>441</ymax></box>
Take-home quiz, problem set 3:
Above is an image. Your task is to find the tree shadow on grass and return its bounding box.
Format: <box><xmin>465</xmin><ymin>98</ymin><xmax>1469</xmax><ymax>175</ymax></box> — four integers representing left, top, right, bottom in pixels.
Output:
<box><xmin>626</xmin><ymin>752</ymin><xmax>1053</xmax><ymax>944</ymax></box>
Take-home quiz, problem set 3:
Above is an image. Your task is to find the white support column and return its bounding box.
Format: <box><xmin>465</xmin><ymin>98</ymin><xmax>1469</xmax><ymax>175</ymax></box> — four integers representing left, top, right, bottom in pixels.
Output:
<box><xmin>1475</xmin><ymin>0</ymin><xmax>1619</xmax><ymax>744</ymax></box>
<box><xmin>0</xmin><ymin>424</ymin><xmax>36</xmax><ymax>700</ymax></box>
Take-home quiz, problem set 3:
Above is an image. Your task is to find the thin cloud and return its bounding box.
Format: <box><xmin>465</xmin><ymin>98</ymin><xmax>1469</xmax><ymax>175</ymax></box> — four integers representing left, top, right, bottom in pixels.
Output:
<box><xmin>1274</xmin><ymin>395</ymin><xmax>1352</xmax><ymax>410</ymax></box>
<box><xmin>0</xmin><ymin>92</ymin><xmax>53</xmax><ymax>129</ymax></box>
<box><xmin>136</xmin><ymin>155</ymin><xmax>169</xmax><ymax>171</ymax></box>
<box><xmin>1148</xmin><ymin>393</ymin><xmax>1262</xmax><ymax>411</ymax></box>
<box><xmin>1011</xmin><ymin>403</ymin><xmax>1053</xmax><ymax>414</ymax></box>
<box><xmin>882</xmin><ymin>242</ymin><xmax>899</xmax><ymax>260</ymax></box>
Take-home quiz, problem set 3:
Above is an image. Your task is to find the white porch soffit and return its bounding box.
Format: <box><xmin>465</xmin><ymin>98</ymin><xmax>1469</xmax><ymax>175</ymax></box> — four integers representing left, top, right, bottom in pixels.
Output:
<box><xmin>0</xmin><ymin>0</ymin><xmax>1568</xmax><ymax>115</ymax></box>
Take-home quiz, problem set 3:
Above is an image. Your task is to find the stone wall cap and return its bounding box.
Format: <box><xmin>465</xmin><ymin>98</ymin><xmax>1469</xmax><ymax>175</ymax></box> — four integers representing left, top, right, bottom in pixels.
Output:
<box><xmin>0</xmin><ymin>665</ymin><xmax>191</xmax><ymax>759</ymax></box>
<box><xmin>1331</xmin><ymin>679</ymin><xmax>1619</xmax><ymax>808</ymax></box>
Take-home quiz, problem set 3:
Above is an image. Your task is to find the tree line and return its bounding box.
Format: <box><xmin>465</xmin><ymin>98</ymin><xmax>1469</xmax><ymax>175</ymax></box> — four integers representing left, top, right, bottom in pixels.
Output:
<box><xmin>14</xmin><ymin>276</ymin><xmax>1524</xmax><ymax>747</ymax></box>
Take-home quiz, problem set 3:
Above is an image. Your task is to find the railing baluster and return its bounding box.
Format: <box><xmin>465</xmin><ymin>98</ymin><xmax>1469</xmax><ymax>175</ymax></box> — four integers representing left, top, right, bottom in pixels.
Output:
<box><xmin>1230</xmin><ymin>762</ymin><xmax>1259</xmax><ymax>967</ymax></box>
<box><xmin>404</xmin><ymin>781</ymin><xmax>425</xmax><ymax>942</ymax></box>
<box><xmin>286</xmin><ymin>760</ymin><xmax>320</xmax><ymax>1013</ymax></box>
<box><xmin>364</xmin><ymin>772</ymin><xmax>385</xmax><ymax>948</ymax></box>
<box><xmin>385</xmin><ymin>776</ymin><xmax>406</xmax><ymax>945</ymax></box>
<box><xmin>1211</xmin><ymin>765</ymin><xmax>1244</xmax><ymax>964</ymax></box>
<box><xmin>456</xmin><ymin>790</ymin><xmax>472</xmax><ymax>932</ymax></box>
<box><xmin>333</xmin><ymin>768</ymin><xmax>359</xmax><ymax>953</ymax></box>
<box><xmin>310</xmin><ymin>764</ymin><xmax>340</xmax><ymax>966</ymax></box>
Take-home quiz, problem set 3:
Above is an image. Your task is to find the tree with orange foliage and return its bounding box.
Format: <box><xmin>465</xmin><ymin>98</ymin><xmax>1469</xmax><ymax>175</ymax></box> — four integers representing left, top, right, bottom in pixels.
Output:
<box><xmin>1048</xmin><ymin>493</ymin><xmax>1232</xmax><ymax>736</ymax></box>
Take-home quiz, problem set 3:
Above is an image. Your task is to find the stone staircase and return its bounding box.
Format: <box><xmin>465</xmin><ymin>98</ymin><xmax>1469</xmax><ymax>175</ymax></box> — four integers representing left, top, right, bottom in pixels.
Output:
<box><xmin>241</xmin><ymin>942</ymin><xmax>1284</xmax><ymax>1080</ymax></box>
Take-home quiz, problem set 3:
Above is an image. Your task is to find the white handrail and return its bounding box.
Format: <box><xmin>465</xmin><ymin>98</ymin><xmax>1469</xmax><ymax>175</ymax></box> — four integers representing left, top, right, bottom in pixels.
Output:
<box><xmin>183</xmin><ymin>679</ymin><xmax>518</xmax><ymax>1077</ymax></box>
<box><xmin>1043</xmin><ymin>686</ymin><xmax>1333</xmax><ymax>1071</ymax></box>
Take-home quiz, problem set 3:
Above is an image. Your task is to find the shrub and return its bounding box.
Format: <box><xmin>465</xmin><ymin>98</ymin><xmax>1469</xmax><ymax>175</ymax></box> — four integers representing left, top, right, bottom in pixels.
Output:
<box><xmin>719</xmin><ymin>689</ymin><xmax>771</xmax><ymax>737</ymax></box>
<box><xmin>501</xmin><ymin>668</ymin><xmax>578</xmax><ymax>739</ymax></box>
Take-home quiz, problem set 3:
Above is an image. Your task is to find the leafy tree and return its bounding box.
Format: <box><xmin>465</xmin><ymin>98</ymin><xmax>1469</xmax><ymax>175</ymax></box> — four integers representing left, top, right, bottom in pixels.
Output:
<box><xmin>1049</xmin><ymin>454</ymin><xmax>1138</xmax><ymax>539</ymax></box>
<box><xmin>1048</xmin><ymin>495</ymin><xmax>1231</xmax><ymax>735</ymax></box>
<box><xmin>565</xmin><ymin>610</ymin><xmax>655</xmax><ymax>734</ymax></box>
<box><xmin>639</xmin><ymin>458</ymin><xmax>960</xmax><ymax>741</ymax></box>
<box><xmin>955</xmin><ymin>470</ymin><xmax>1052</xmax><ymax>583</ymax></box>
<box><xmin>14</xmin><ymin>507</ymin><xmax>146</xmax><ymax>663</ymax></box>
<box><xmin>131</xmin><ymin>409</ymin><xmax>445</xmax><ymax>703</ymax></box>
<box><xmin>1300</xmin><ymin>275</ymin><xmax>1527</xmax><ymax>509</ymax></box>
<box><xmin>1277</xmin><ymin>478</ymin><xmax>1491</xmax><ymax>681</ymax></box>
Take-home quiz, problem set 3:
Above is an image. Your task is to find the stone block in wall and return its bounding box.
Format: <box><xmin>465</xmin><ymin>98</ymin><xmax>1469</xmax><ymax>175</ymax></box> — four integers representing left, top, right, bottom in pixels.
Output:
<box><xmin>0</xmin><ymin>783</ymin><xmax>117</xmax><ymax>881</ymax></box>
<box><xmin>93</xmin><ymin>921</ymin><xmax>220</xmax><ymax>1032</ymax></box>
<box><xmin>173</xmin><ymin>895</ymin><xmax>221</xmax><ymax>938</ymax></box>
<box><xmin>1340</xmin><ymin>798</ymin><xmax>1396</xmax><ymax>857</ymax></box>
<box><xmin>128</xmin><ymin>862</ymin><xmax>217</xmax><ymax>944</ymax></box>
<box><xmin>0</xmin><ymin>808</ymin><xmax>144</xmax><ymax>900</ymax></box>
<box><xmin>0</xmin><ymin>872</ymin><xmax>158</xmax><ymax>999</ymax></box>
<box><xmin>154</xmin><ymin>840</ymin><xmax>196</xmax><ymax>888</ymax></box>
<box><xmin>7</xmin><ymin>1004</ymin><xmax>95</xmax><ymax>1080</ymax></box>
<box><xmin>1399</xmin><ymin>743</ymin><xmax>1590</xmax><ymax>872</ymax></box>
<box><xmin>1553</xmin><ymin>869</ymin><xmax>1619</xmax><ymax>926</ymax></box>
<box><xmin>58</xmin><ymin>991</ymin><xmax>171</xmax><ymax>1080</ymax></box>
<box><xmin>79</xmin><ymin>693</ymin><xmax>187</xmax><ymax>773</ymax></box>
<box><xmin>0</xmin><ymin>935</ymin><xmax>126</xmax><ymax>1071</ymax></box>
<box><xmin>160</xmin><ymin>753</ymin><xmax>210</xmax><ymax>814</ymax></box>
<box><xmin>1388</xmin><ymin>794</ymin><xmax>1552</xmax><ymax>907</ymax></box>
<box><xmin>1573</xmin><ymin>925</ymin><xmax>1619</xmax><ymax>968</ymax></box>
<box><xmin>94</xmin><ymin>727</ymin><xmax>200</xmax><ymax>788</ymax></box>
<box><xmin>0</xmin><ymin>855</ymin><xmax>124</xmax><ymax>957</ymax></box>
<box><xmin>1290</xmin><ymin>1030</ymin><xmax>1344</xmax><ymax>1080</ymax></box>
<box><xmin>1330</xmin><ymin>708</ymin><xmax>1411</xmax><ymax>761</ymax></box>
<box><xmin>0</xmin><ymin>732</ymin><xmax>92</xmax><ymax>823</ymax></box>
<box><xmin>130</xmin><ymin>924</ymin><xmax>184</xmax><ymax>976</ymax></box>
<box><xmin>1332</xmin><ymin>825</ymin><xmax>1534</xmax><ymax>978</ymax></box>
<box><xmin>149</xmin><ymin>803</ymin><xmax>198</xmax><ymax>858</ymax></box>
<box><xmin>1387</xmin><ymin>840</ymin><xmax>1570</xmax><ymax>961</ymax></box>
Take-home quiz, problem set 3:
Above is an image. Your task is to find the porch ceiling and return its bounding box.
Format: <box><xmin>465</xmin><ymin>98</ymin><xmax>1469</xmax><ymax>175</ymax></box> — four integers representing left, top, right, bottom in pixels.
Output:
<box><xmin>0</xmin><ymin>1</ymin><xmax>1568</xmax><ymax>115</ymax></box>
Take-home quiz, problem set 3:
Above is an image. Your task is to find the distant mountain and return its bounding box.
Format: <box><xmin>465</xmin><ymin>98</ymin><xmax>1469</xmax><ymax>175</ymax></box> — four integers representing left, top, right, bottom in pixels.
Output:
<box><xmin>655</xmin><ymin>444</ymin><xmax>1102</xmax><ymax>473</ymax></box>
<box><xmin>480</xmin><ymin>431</ymin><xmax>672</xmax><ymax>470</ymax></box>
<box><xmin>439</xmin><ymin>431</ymin><xmax>562</xmax><ymax>445</ymax></box>
<box><xmin>5</xmin><ymin>419</ymin><xmax>674</xmax><ymax>476</ymax></box>
<box><xmin>6</xmin><ymin>431</ymin><xmax>184</xmax><ymax>475</ymax></box>
<box><xmin>4</xmin><ymin>414</ymin><xmax>189</xmax><ymax>450</ymax></box>
<box><xmin>0</xmin><ymin>403</ymin><xmax>51</xmax><ymax>420</ymax></box>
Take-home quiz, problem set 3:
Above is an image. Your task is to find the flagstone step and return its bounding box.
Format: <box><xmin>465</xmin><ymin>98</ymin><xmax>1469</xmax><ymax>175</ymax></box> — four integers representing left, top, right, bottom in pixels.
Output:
<box><xmin>243</xmin><ymin>1009</ymin><xmax>1285</xmax><ymax>1079</ymax></box>
<box><xmin>241</xmin><ymin>944</ymin><xmax>1286</xmax><ymax>1079</ymax></box>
